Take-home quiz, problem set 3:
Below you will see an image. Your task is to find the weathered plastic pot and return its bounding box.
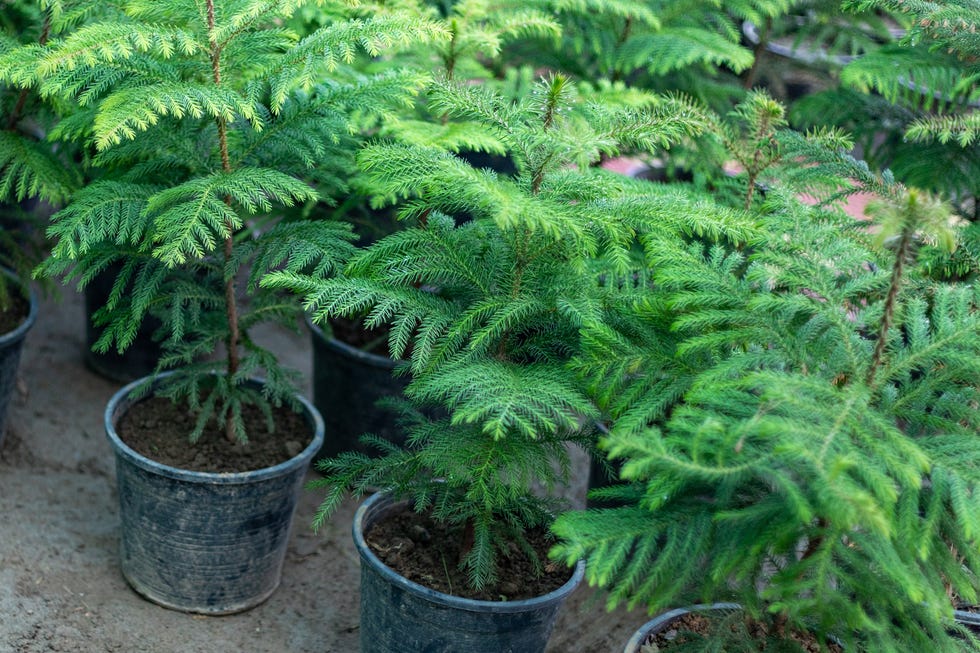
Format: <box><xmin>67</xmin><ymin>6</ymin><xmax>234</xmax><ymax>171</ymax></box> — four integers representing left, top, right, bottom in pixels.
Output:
<box><xmin>308</xmin><ymin>316</ymin><xmax>408</xmax><ymax>459</ymax></box>
<box><xmin>955</xmin><ymin>608</ymin><xmax>980</xmax><ymax>632</ymax></box>
<box><xmin>84</xmin><ymin>264</ymin><xmax>164</xmax><ymax>383</ymax></box>
<box><xmin>624</xmin><ymin>603</ymin><xmax>742</xmax><ymax>653</ymax></box>
<box><xmin>354</xmin><ymin>491</ymin><xmax>585</xmax><ymax>653</ymax></box>
<box><xmin>104</xmin><ymin>374</ymin><xmax>324</xmax><ymax>614</ymax></box>
<box><xmin>0</xmin><ymin>272</ymin><xmax>37</xmax><ymax>447</ymax></box>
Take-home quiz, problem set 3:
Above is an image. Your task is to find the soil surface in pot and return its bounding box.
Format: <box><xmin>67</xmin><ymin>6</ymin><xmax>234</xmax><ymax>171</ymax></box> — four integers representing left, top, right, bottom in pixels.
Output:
<box><xmin>0</xmin><ymin>290</ymin><xmax>642</xmax><ymax>652</ymax></box>
<box><xmin>366</xmin><ymin>505</ymin><xmax>573</xmax><ymax>602</ymax></box>
<box><xmin>117</xmin><ymin>397</ymin><xmax>313</xmax><ymax>473</ymax></box>
<box><xmin>641</xmin><ymin>611</ymin><xmax>843</xmax><ymax>653</ymax></box>
<box><xmin>0</xmin><ymin>292</ymin><xmax>29</xmax><ymax>334</ymax></box>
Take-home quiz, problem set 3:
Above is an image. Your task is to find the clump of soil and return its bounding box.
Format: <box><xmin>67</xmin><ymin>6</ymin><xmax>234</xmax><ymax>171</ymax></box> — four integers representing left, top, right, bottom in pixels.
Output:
<box><xmin>641</xmin><ymin>611</ymin><xmax>843</xmax><ymax>652</ymax></box>
<box><xmin>0</xmin><ymin>291</ymin><xmax>29</xmax><ymax>335</ymax></box>
<box><xmin>116</xmin><ymin>396</ymin><xmax>313</xmax><ymax>473</ymax></box>
<box><xmin>365</xmin><ymin>506</ymin><xmax>573</xmax><ymax>602</ymax></box>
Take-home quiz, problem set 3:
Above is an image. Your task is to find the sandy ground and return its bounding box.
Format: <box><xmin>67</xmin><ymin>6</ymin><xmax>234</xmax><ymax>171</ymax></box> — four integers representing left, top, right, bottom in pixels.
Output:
<box><xmin>0</xmin><ymin>289</ymin><xmax>641</xmax><ymax>653</ymax></box>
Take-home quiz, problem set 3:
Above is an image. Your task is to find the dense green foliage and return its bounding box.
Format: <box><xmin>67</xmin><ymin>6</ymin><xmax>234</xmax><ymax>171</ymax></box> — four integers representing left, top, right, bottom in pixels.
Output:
<box><xmin>551</xmin><ymin>92</ymin><xmax>980</xmax><ymax>651</ymax></box>
<box><xmin>791</xmin><ymin>0</ymin><xmax>980</xmax><ymax>222</ymax></box>
<box><xmin>0</xmin><ymin>0</ymin><xmax>87</xmax><ymax>310</ymax></box>
<box><xmin>265</xmin><ymin>75</ymin><xmax>760</xmax><ymax>591</ymax></box>
<box><xmin>0</xmin><ymin>0</ymin><xmax>442</xmax><ymax>440</ymax></box>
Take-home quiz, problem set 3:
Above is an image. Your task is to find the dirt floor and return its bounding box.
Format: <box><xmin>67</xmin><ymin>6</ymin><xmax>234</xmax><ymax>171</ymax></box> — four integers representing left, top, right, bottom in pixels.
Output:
<box><xmin>0</xmin><ymin>289</ymin><xmax>642</xmax><ymax>652</ymax></box>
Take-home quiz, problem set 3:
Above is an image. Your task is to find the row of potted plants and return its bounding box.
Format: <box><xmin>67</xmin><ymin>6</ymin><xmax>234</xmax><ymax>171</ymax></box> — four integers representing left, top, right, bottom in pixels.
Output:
<box><xmin>1</xmin><ymin>0</ymin><xmax>979</xmax><ymax>651</ymax></box>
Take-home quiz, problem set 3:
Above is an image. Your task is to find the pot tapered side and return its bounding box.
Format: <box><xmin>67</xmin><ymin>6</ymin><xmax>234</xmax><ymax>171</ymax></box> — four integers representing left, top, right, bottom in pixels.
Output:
<box><xmin>353</xmin><ymin>491</ymin><xmax>585</xmax><ymax>653</ymax></box>
<box><xmin>0</xmin><ymin>272</ymin><xmax>37</xmax><ymax>447</ymax></box>
<box><xmin>104</xmin><ymin>374</ymin><xmax>324</xmax><ymax>614</ymax></box>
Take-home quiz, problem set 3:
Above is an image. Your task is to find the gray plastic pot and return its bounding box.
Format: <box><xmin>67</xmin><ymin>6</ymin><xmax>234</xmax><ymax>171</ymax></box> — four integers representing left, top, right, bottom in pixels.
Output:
<box><xmin>308</xmin><ymin>316</ymin><xmax>408</xmax><ymax>459</ymax></box>
<box><xmin>354</xmin><ymin>491</ymin><xmax>585</xmax><ymax>653</ymax></box>
<box><xmin>955</xmin><ymin>608</ymin><xmax>980</xmax><ymax>631</ymax></box>
<box><xmin>624</xmin><ymin>603</ymin><xmax>742</xmax><ymax>653</ymax></box>
<box><xmin>0</xmin><ymin>272</ymin><xmax>37</xmax><ymax>447</ymax></box>
<box><xmin>104</xmin><ymin>374</ymin><xmax>324</xmax><ymax>614</ymax></box>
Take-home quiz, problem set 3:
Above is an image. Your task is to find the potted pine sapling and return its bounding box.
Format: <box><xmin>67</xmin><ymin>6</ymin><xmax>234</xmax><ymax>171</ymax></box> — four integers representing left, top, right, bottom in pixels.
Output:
<box><xmin>0</xmin><ymin>0</ymin><xmax>84</xmax><ymax>443</ymax></box>
<box><xmin>10</xmin><ymin>0</ymin><xmax>442</xmax><ymax>613</ymax></box>
<box><xmin>265</xmin><ymin>74</ymin><xmax>719</xmax><ymax>651</ymax></box>
<box><xmin>305</xmin><ymin>0</ymin><xmax>561</xmax><ymax>459</ymax></box>
<box><xmin>551</xmin><ymin>100</ymin><xmax>980</xmax><ymax>650</ymax></box>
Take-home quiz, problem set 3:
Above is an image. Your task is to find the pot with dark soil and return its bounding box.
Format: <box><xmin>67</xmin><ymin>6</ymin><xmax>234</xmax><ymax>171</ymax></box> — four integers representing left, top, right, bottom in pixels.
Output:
<box><xmin>353</xmin><ymin>491</ymin><xmax>584</xmax><ymax>653</ymax></box>
<box><xmin>0</xmin><ymin>270</ymin><xmax>37</xmax><ymax>446</ymax></box>
<box><xmin>105</xmin><ymin>374</ymin><xmax>323</xmax><ymax>613</ymax></box>
<box><xmin>624</xmin><ymin>604</ymin><xmax>843</xmax><ymax>653</ymax></box>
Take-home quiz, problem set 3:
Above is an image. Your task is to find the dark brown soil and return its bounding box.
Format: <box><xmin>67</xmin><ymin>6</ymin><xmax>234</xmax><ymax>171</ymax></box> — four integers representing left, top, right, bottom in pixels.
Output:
<box><xmin>0</xmin><ymin>291</ymin><xmax>29</xmax><ymax>335</ymax></box>
<box><xmin>116</xmin><ymin>396</ymin><xmax>313</xmax><ymax>473</ymax></box>
<box><xmin>365</xmin><ymin>505</ymin><xmax>574</xmax><ymax>602</ymax></box>
<box><xmin>643</xmin><ymin>611</ymin><xmax>843</xmax><ymax>652</ymax></box>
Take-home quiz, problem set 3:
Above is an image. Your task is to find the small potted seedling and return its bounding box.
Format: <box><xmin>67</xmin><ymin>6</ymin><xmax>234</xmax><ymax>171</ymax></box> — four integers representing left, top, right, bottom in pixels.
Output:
<box><xmin>267</xmin><ymin>74</ymin><xmax>740</xmax><ymax>651</ymax></box>
<box><xmin>6</xmin><ymin>0</ymin><xmax>443</xmax><ymax>613</ymax></box>
<box><xmin>0</xmin><ymin>0</ymin><xmax>84</xmax><ymax>443</ymax></box>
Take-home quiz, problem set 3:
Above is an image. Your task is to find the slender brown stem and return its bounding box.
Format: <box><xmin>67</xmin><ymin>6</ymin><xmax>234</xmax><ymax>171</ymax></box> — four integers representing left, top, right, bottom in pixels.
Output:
<box><xmin>6</xmin><ymin>13</ymin><xmax>51</xmax><ymax>131</ymax></box>
<box><xmin>610</xmin><ymin>16</ymin><xmax>633</xmax><ymax>83</ymax></box>
<box><xmin>866</xmin><ymin>221</ymin><xmax>914</xmax><ymax>387</ymax></box>
<box><xmin>742</xmin><ymin>17</ymin><xmax>771</xmax><ymax>90</ymax></box>
<box><xmin>206</xmin><ymin>0</ymin><xmax>240</xmax><ymax>442</ymax></box>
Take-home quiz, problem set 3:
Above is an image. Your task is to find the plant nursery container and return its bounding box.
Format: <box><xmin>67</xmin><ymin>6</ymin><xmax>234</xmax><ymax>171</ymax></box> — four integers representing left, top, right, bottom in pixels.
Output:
<box><xmin>0</xmin><ymin>271</ymin><xmax>37</xmax><ymax>447</ymax></box>
<box><xmin>308</xmin><ymin>316</ymin><xmax>408</xmax><ymax>459</ymax></box>
<box><xmin>354</xmin><ymin>491</ymin><xmax>585</xmax><ymax>653</ymax></box>
<box><xmin>104</xmin><ymin>374</ymin><xmax>324</xmax><ymax>614</ymax></box>
<box><xmin>624</xmin><ymin>603</ymin><xmax>742</xmax><ymax>653</ymax></box>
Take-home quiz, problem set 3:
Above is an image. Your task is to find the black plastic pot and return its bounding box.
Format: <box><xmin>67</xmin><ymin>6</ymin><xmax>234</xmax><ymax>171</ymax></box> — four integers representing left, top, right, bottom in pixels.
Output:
<box><xmin>354</xmin><ymin>491</ymin><xmax>585</xmax><ymax>653</ymax></box>
<box><xmin>0</xmin><ymin>272</ymin><xmax>37</xmax><ymax>448</ymax></box>
<box><xmin>84</xmin><ymin>264</ymin><xmax>165</xmax><ymax>383</ymax></box>
<box><xmin>624</xmin><ymin>603</ymin><xmax>741</xmax><ymax>653</ymax></box>
<box><xmin>308</xmin><ymin>316</ymin><xmax>408</xmax><ymax>459</ymax></box>
<box><xmin>104</xmin><ymin>374</ymin><xmax>324</xmax><ymax>614</ymax></box>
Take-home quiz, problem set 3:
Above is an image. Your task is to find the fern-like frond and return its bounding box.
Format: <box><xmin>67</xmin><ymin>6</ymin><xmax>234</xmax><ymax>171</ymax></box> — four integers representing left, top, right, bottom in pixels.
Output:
<box><xmin>0</xmin><ymin>130</ymin><xmax>78</xmax><ymax>203</ymax></box>
<box><xmin>259</xmin><ymin>14</ymin><xmax>448</xmax><ymax>113</ymax></box>
<box><xmin>147</xmin><ymin>167</ymin><xmax>317</xmax><ymax>265</ymax></box>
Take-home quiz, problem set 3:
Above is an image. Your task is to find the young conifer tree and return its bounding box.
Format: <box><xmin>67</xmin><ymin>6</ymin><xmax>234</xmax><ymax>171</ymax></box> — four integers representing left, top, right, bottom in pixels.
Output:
<box><xmin>1</xmin><ymin>0</ymin><xmax>444</xmax><ymax>441</ymax></box>
<box><xmin>0</xmin><ymin>0</ymin><xmax>87</xmax><ymax>308</ymax></box>
<box><xmin>265</xmin><ymin>75</ymin><xmax>762</xmax><ymax>593</ymax></box>
<box><xmin>551</xmin><ymin>93</ymin><xmax>980</xmax><ymax>651</ymax></box>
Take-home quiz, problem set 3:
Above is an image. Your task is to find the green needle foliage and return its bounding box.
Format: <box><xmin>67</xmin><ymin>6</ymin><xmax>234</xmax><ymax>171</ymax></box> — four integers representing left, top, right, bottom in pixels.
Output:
<box><xmin>2</xmin><ymin>0</ymin><xmax>444</xmax><ymax>442</ymax></box>
<box><xmin>266</xmin><ymin>74</ymin><xmax>757</xmax><ymax>592</ymax></box>
<box><xmin>551</xmin><ymin>94</ymin><xmax>980</xmax><ymax>650</ymax></box>
<box><xmin>378</xmin><ymin>0</ymin><xmax>561</xmax><ymax>157</ymax></box>
<box><xmin>792</xmin><ymin>0</ymin><xmax>980</xmax><ymax>220</ymax></box>
<box><xmin>524</xmin><ymin>0</ymin><xmax>797</xmax><ymax>110</ymax></box>
<box><xmin>0</xmin><ymin>0</ymin><xmax>89</xmax><ymax>310</ymax></box>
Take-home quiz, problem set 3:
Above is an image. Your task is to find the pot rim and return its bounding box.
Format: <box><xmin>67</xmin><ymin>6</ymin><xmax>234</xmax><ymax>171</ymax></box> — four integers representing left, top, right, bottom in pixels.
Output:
<box><xmin>305</xmin><ymin>312</ymin><xmax>403</xmax><ymax>369</ymax></box>
<box><xmin>954</xmin><ymin>608</ymin><xmax>980</xmax><ymax>627</ymax></box>
<box><xmin>104</xmin><ymin>371</ymin><xmax>325</xmax><ymax>484</ymax></box>
<box><xmin>353</xmin><ymin>490</ymin><xmax>586</xmax><ymax>614</ymax></box>
<box><xmin>0</xmin><ymin>269</ymin><xmax>38</xmax><ymax>346</ymax></box>
<box><xmin>624</xmin><ymin>603</ymin><xmax>742</xmax><ymax>653</ymax></box>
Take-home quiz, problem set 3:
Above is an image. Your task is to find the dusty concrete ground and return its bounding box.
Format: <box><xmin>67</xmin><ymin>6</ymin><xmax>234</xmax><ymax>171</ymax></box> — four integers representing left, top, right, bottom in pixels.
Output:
<box><xmin>0</xmin><ymin>289</ymin><xmax>641</xmax><ymax>652</ymax></box>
